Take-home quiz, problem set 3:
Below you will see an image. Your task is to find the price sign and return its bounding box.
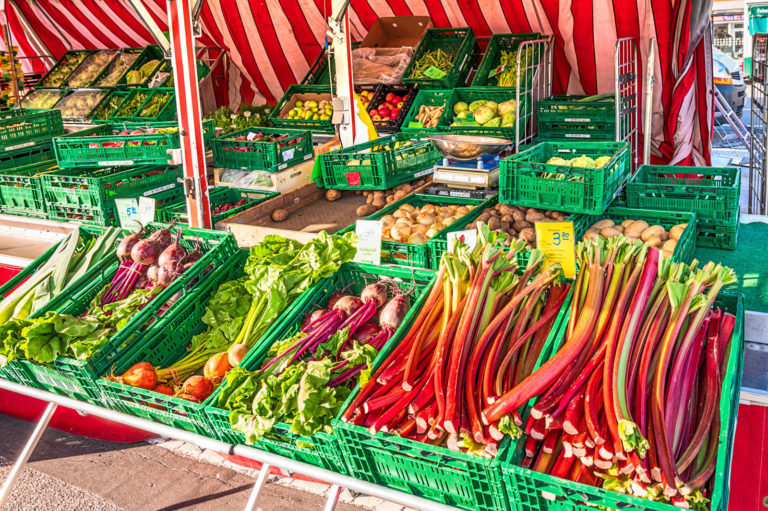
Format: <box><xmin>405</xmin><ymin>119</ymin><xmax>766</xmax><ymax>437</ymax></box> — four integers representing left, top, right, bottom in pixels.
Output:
<box><xmin>447</xmin><ymin>229</ymin><xmax>477</xmax><ymax>252</ymax></box>
<box><xmin>423</xmin><ymin>66</ymin><xmax>447</xmax><ymax>79</ymax></box>
<box><xmin>115</xmin><ymin>198</ymin><xmax>141</xmax><ymax>230</ymax></box>
<box><xmin>138</xmin><ymin>196</ymin><xmax>156</xmax><ymax>225</ymax></box>
<box><xmin>535</xmin><ymin>221</ymin><xmax>576</xmax><ymax>279</ymax></box>
<box><xmin>407</xmin><ymin>121</ymin><xmax>423</xmax><ymax>128</ymax></box>
<box><xmin>354</xmin><ymin>220</ymin><xmax>383</xmax><ymax>265</ymax></box>
<box><xmin>488</xmin><ymin>64</ymin><xmax>507</xmax><ymax>79</ymax></box>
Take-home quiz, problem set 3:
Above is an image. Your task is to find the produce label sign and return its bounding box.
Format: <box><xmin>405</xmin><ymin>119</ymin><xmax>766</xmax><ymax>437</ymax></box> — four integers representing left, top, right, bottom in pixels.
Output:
<box><xmin>345</xmin><ymin>172</ymin><xmax>361</xmax><ymax>186</ymax></box>
<box><xmin>447</xmin><ymin>229</ymin><xmax>477</xmax><ymax>252</ymax></box>
<box><xmin>115</xmin><ymin>198</ymin><xmax>141</xmax><ymax>230</ymax></box>
<box><xmin>354</xmin><ymin>220</ymin><xmax>383</xmax><ymax>265</ymax></box>
<box><xmin>138</xmin><ymin>196</ymin><xmax>156</xmax><ymax>225</ymax></box>
<box><xmin>423</xmin><ymin>66</ymin><xmax>447</xmax><ymax>79</ymax></box>
<box><xmin>408</xmin><ymin>122</ymin><xmax>423</xmax><ymax>128</ymax></box>
<box><xmin>535</xmin><ymin>221</ymin><xmax>576</xmax><ymax>279</ymax></box>
<box><xmin>488</xmin><ymin>64</ymin><xmax>507</xmax><ymax>79</ymax></box>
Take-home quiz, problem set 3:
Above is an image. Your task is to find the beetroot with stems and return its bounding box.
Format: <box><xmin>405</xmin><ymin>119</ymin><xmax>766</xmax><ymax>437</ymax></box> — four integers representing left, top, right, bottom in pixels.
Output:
<box><xmin>157</xmin><ymin>260</ymin><xmax>184</xmax><ymax>286</ymax></box>
<box><xmin>116</xmin><ymin>223</ymin><xmax>144</xmax><ymax>260</ymax></box>
<box><xmin>157</xmin><ymin>231</ymin><xmax>186</xmax><ymax>267</ymax></box>
<box><xmin>301</xmin><ymin>308</ymin><xmax>327</xmax><ymax>331</ymax></box>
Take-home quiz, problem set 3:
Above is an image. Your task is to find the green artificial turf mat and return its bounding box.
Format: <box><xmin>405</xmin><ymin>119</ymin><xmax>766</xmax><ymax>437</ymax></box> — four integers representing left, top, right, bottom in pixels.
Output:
<box><xmin>695</xmin><ymin>220</ymin><xmax>768</xmax><ymax>313</ymax></box>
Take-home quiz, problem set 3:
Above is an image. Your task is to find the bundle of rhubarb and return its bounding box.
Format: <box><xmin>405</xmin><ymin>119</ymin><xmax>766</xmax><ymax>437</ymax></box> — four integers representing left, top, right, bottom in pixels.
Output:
<box><xmin>216</xmin><ymin>273</ymin><xmax>414</xmax><ymax>442</ymax></box>
<box><xmin>341</xmin><ymin>225</ymin><xmax>569</xmax><ymax>457</ymax></box>
<box><xmin>108</xmin><ymin>232</ymin><xmax>357</xmax><ymax>405</ymax></box>
<box><xmin>480</xmin><ymin>237</ymin><xmax>736</xmax><ymax>507</ymax></box>
<box><xmin>0</xmin><ymin>222</ymin><xmax>204</xmax><ymax>364</ymax></box>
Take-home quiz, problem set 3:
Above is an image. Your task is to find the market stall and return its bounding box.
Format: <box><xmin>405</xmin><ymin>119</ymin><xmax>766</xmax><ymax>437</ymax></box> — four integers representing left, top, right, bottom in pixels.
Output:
<box><xmin>0</xmin><ymin>1</ymin><xmax>760</xmax><ymax>510</ymax></box>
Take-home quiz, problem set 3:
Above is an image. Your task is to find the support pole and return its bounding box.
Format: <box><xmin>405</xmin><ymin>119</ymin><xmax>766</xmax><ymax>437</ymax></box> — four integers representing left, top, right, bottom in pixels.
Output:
<box><xmin>243</xmin><ymin>463</ymin><xmax>271</xmax><ymax>511</ymax></box>
<box><xmin>643</xmin><ymin>39</ymin><xmax>656</xmax><ymax>165</ymax></box>
<box><xmin>328</xmin><ymin>0</ymin><xmax>355</xmax><ymax>147</ymax></box>
<box><xmin>324</xmin><ymin>484</ymin><xmax>342</xmax><ymax>511</ymax></box>
<box><xmin>0</xmin><ymin>402</ymin><xmax>57</xmax><ymax>508</ymax></box>
<box><xmin>167</xmin><ymin>0</ymin><xmax>211</xmax><ymax>229</ymax></box>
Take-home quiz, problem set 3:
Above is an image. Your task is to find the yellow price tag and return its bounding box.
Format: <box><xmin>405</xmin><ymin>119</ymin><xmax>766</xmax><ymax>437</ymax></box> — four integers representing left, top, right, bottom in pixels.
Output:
<box><xmin>535</xmin><ymin>221</ymin><xmax>576</xmax><ymax>279</ymax></box>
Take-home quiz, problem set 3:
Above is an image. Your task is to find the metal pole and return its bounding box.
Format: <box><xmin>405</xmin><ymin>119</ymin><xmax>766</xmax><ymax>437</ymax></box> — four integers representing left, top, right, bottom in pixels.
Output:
<box><xmin>0</xmin><ymin>402</ymin><xmax>57</xmax><ymax>508</ymax></box>
<box><xmin>243</xmin><ymin>464</ymin><xmax>271</xmax><ymax>511</ymax></box>
<box><xmin>643</xmin><ymin>38</ymin><xmax>656</xmax><ymax>165</ymax></box>
<box><xmin>323</xmin><ymin>484</ymin><xmax>341</xmax><ymax>511</ymax></box>
<box><xmin>0</xmin><ymin>379</ymin><xmax>460</xmax><ymax>511</ymax></box>
<box><xmin>167</xmin><ymin>0</ymin><xmax>211</xmax><ymax>229</ymax></box>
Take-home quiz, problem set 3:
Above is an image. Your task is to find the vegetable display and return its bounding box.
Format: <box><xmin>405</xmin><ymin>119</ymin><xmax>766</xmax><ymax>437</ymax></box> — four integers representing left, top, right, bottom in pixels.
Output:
<box><xmin>67</xmin><ymin>50</ymin><xmax>117</xmax><ymax>87</ymax></box>
<box><xmin>342</xmin><ymin>227</ymin><xmax>568</xmax><ymax>456</ymax></box>
<box><xmin>464</xmin><ymin>204</ymin><xmax>569</xmax><ymax>248</ymax></box>
<box><xmin>114</xmin><ymin>92</ymin><xmax>149</xmax><ymax>117</ymax></box>
<box><xmin>109</xmin><ymin>232</ymin><xmax>357</xmax><ymax>404</ymax></box>
<box><xmin>208</xmin><ymin>104</ymin><xmax>273</xmax><ymax>135</ymax></box>
<box><xmin>492</xmin><ymin>47</ymin><xmax>534</xmax><ymax>87</ymax></box>
<box><xmin>541</xmin><ymin>155</ymin><xmax>613</xmax><ymax>182</ymax></box>
<box><xmin>21</xmin><ymin>89</ymin><xmax>64</xmax><ymax>110</ymax></box>
<box><xmin>54</xmin><ymin>90</ymin><xmax>107</xmax><ymax>119</ymax></box>
<box><xmin>414</xmin><ymin>104</ymin><xmax>444</xmax><ymax>128</ymax></box>
<box><xmin>138</xmin><ymin>92</ymin><xmax>172</xmax><ymax>118</ymax></box>
<box><xmin>583</xmin><ymin>219</ymin><xmax>688</xmax><ymax>259</ymax></box>
<box><xmin>283</xmin><ymin>99</ymin><xmax>333</xmax><ymax>121</ymax></box>
<box><xmin>93</xmin><ymin>94</ymin><xmax>127</xmax><ymax>120</ymax></box>
<box><xmin>125</xmin><ymin>60</ymin><xmax>161</xmax><ymax>85</ymax></box>
<box><xmin>0</xmin><ymin>222</ymin><xmax>204</xmax><ymax>364</ymax></box>
<box><xmin>96</xmin><ymin>51</ymin><xmax>141</xmax><ymax>87</ymax></box>
<box><xmin>217</xmin><ymin>275</ymin><xmax>412</xmax><ymax>441</ymax></box>
<box><xmin>40</xmin><ymin>52</ymin><xmax>90</xmax><ymax>87</ymax></box>
<box><xmin>450</xmin><ymin>99</ymin><xmax>517</xmax><ymax>128</ymax></box>
<box><xmin>0</xmin><ymin>227</ymin><xmax>121</xmax><ymax>325</ymax></box>
<box><xmin>381</xmin><ymin>201</ymin><xmax>478</xmax><ymax>245</ymax></box>
<box><xmin>481</xmin><ymin>237</ymin><xmax>735</xmax><ymax>507</ymax></box>
<box><xmin>410</xmin><ymin>49</ymin><xmax>455</xmax><ymax>79</ymax></box>
<box><xmin>353</xmin><ymin>177</ymin><xmax>431</xmax><ymax>217</ymax></box>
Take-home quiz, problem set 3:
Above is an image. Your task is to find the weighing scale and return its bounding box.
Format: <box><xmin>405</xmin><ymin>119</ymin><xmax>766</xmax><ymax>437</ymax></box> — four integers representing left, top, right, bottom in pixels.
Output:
<box><xmin>425</xmin><ymin>134</ymin><xmax>514</xmax><ymax>199</ymax></box>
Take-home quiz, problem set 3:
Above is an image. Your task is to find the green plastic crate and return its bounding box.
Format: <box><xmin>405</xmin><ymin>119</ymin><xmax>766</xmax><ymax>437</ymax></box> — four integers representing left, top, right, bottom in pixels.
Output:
<box><xmin>400</xmin><ymin>89</ymin><xmax>451</xmax><ymax>134</ymax></box>
<box><xmin>91</xmin><ymin>90</ymin><xmax>131</xmax><ymax>121</ymax></box>
<box><xmin>300</xmin><ymin>42</ymin><xmax>361</xmax><ymax>85</ymax></box>
<box><xmin>212</xmin><ymin>127</ymin><xmax>313</xmax><ymax>172</ymax></box>
<box><xmin>37</xmin><ymin>50</ymin><xmax>96</xmax><ymax>87</ymax></box>
<box><xmin>42</xmin><ymin>165</ymin><xmax>182</xmax><ymax>226</ymax></box>
<box><xmin>334</xmin><ymin>282</ymin><xmax>573</xmax><ymax>511</ymax></box>
<box><xmin>270</xmin><ymin>84</ymin><xmax>335</xmax><ymax>134</ymax></box>
<box><xmin>99</xmin><ymin>251</ymin><xmax>248</xmax><ymax>436</ymax></box>
<box><xmin>17</xmin><ymin>88</ymin><xmax>68</xmax><ymax>110</ymax></box>
<box><xmin>575</xmin><ymin>207</ymin><xmax>697</xmax><ymax>263</ymax></box>
<box><xmin>698</xmin><ymin>214</ymin><xmax>740</xmax><ymax>250</ymax></box>
<box><xmin>206</xmin><ymin>262</ymin><xmax>436</xmax><ymax>473</ymax></box>
<box><xmin>402</xmin><ymin>28</ymin><xmax>478</xmax><ymax>89</ymax></box>
<box><xmin>14</xmin><ymin>225</ymin><xmax>239</xmax><ymax>402</ymax></box>
<box><xmin>438</xmin><ymin>87</ymin><xmax>527</xmax><ymax>140</ymax></box>
<box><xmin>0</xmin><ymin>142</ymin><xmax>54</xmax><ymax>171</ymax></box>
<box><xmin>536</xmin><ymin>95</ymin><xmax>617</xmax><ymax>140</ymax></box>
<box><xmin>501</xmin><ymin>141</ymin><xmax>631</xmax><ymax>215</ymax></box>
<box><xmin>366</xmin><ymin>85</ymin><xmax>415</xmax><ymax>134</ymax></box>
<box><xmin>350</xmin><ymin>194</ymin><xmax>489</xmax><ymax>268</ymax></box>
<box><xmin>471</xmin><ymin>33</ymin><xmax>541</xmax><ymax>87</ymax></box>
<box><xmin>500</xmin><ymin>292</ymin><xmax>744</xmax><ymax>511</ymax></box>
<box><xmin>117</xmin><ymin>45</ymin><xmax>165</xmax><ymax>87</ymax></box>
<box><xmin>625</xmin><ymin>165</ymin><xmax>741</xmax><ymax>225</ymax></box>
<box><xmin>52</xmin><ymin>88</ymin><xmax>112</xmax><ymax>122</ymax></box>
<box><xmin>157</xmin><ymin>187</ymin><xmax>278</xmax><ymax>226</ymax></box>
<box><xmin>0</xmin><ymin>159</ymin><xmax>57</xmax><ymax>218</ymax></box>
<box><xmin>53</xmin><ymin>119</ymin><xmax>215</xmax><ymax>169</ymax></box>
<box><xmin>320</xmin><ymin>132</ymin><xmax>440</xmax><ymax>190</ymax></box>
<box><xmin>65</xmin><ymin>49</ymin><xmax>120</xmax><ymax>87</ymax></box>
<box><xmin>93</xmin><ymin>48</ymin><xmax>144</xmax><ymax>87</ymax></box>
<box><xmin>111</xmin><ymin>88</ymin><xmax>176</xmax><ymax>122</ymax></box>
<box><xmin>0</xmin><ymin>109</ymin><xmax>64</xmax><ymax>151</ymax></box>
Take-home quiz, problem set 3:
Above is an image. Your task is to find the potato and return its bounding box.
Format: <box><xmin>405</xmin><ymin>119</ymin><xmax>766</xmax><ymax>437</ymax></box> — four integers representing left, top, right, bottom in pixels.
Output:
<box><xmin>582</xmin><ymin>230</ymin><xmax>600</xmax><ymax>243</ymax></box>
<box><xmin>386</xmin><ymin>195</ymin><xmax>396</xmax><ymax>204</ymax></box>
<box><xmin>400</xmin><ymin>184</ymin><xmax>413</xmax><ymax>194</ymax></box>
<box><xmin>600</xmin><ymin>227</ymin><xmax>622</xmax><ymax>238</ymax></box>
<box><xmin>513</xmin><ymin>220</ymin><xmax>532</xmax><ymax>231</ymax></box>
<box><xmin>393</xmin><ymin>190</ymin><xmax>406</xmax><ymax>201</ymax></box>
<box><xmin>489</xmin><ymin>209</ymin><xmax>500</xmax><ymax>217</ymax></box>
<box><xmin>355</xmin><ymin>190</ymin><xmax>363</xmax><ymax>196</ymax></box>
<box><xmin>511</xmin><ymin>210</ymin><xmax>525</xmax><ymax>222</ymax></box>
<box><xmin>363</xmin><ymin>190</ymin><xmax>371</xmax><ymax>197</ymax></box>
<box><xmin>500</xmin><ymin>214</ymin><xmax>514</xmax><ymax>224</ymax></box>
<box><xmin>271</xmin><ymin>208</ymin><xmax>289</xmax><ymax>222</ymax></box>
<box><xmin>591</xmin><ymin>219</ymin><xmax>615</xmax><ymax>230</ymax></box>
<box><xmin>366</xmin><ymin>193</ymin><xmax>374</xmax><ymax>205</ymax></box>
<box><xmin>646</xmin><ymin>237</ymin><xmax>662</xmax><ymax>248</ymax></box>
<box><xmin>621</xmin><ymin>219</ymin><xmax>634</xmax><ymax>228</ymax></box>
<box><xmin>669</xmin><ymin>224</ymin><xmax>687</xmax><ymax>241</ymax></box>
<box><xmin>487</xmin><ymin>217</ymin><xmax>501</xmax><ymax>231</ymax></box>
<box><xmin>519</xmin><ymin>228</ymin><xmax>535</xmax><ymax>243</ymax></box>
<box><xmin>623</xmin><ymin>221</ymin><xmax>649</xmax><ymax>239</ymax></box>
<box><xmin>641</xmin><ymin>225</ymin><xmax>665</xmax><ymax>242</ymax></box>
<box><xmin>372</xmin><ymin>198</ymin><xmax>386</xmax><ymax>209</ymax></box>
<box><xmin>500</xmin><ymin>220</ymin><xmax>511</xmax><ymax>232</ymax></box>
<box><xmin>325</xmin><ymin>189</ymin><xmax>341</xmax><ymax>201</ymax></box>
<box><xmin>661</xmin><ymin>239</ymin><xmax>677</xmax><ymax>258</ymax></box>
<box><xmin>497</xmin><ymin>204</ymin><xmax>517</xmax><ymax>216</ymax></box>
<box><xmin>526</xmin><ymin>211</ymin><xmax>546</xmax><ymax>223</ymax></box>
<box><xmin>356</xmin><ymin>205</ymin><xmax>376</xmax><ymax>217</ymax></box>
<box><xmin>477</xmin><ymin>212</ymin><xmax>492</xmax><ymax>223</ymax></box>
<box><xmin>660</xmin><ymin>231</ymin><xmax>669</xmax><ymax>242</ymax></box>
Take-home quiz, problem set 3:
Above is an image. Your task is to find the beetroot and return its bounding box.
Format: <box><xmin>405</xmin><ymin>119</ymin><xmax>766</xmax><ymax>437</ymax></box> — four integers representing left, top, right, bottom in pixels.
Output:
<box><xmin>355</xmin><ymin>321</ymin><xmax>381</xmax><ymax>344</ymax></box>
<box><xmin>326</xmin><ymin>292</ymin><xmax>347</xmax><ymax>311</ymax></box>
<box><xmin>157</xmin><ymin>261</ymin><xmax>184</xmax><ymax>286</ymax></box>
<box><xmin>157</xmin><ymin>232</ymin><xmax>186</xmax><ymax>267</ymax></box>
<box><xmin>361</xmin><ymin>282</ymin><xmax>388</xmax><ymax>308</ymax></box>
<box><xmin>301</xmin><ymin>308</ymin><xmax>327</xmax><ymax>330</ymax></box>
<box><xmin>116</xmin><ymin>223</ymin><xmax>144</xmax><ymax>260</ymax></box>
<box><xmin>379</xmin><ymin>294</ymin><xmax>411</xmax><ymax>331</ymax></box>
<box><xmin>333</xmin><ymin>295</ymin><xmax>363</xmax><ymax>317</ymax></box>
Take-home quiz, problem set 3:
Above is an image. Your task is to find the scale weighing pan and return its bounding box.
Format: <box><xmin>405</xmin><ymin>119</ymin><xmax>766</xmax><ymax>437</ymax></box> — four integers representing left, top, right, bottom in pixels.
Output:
<box><xmin>428</xmin><ymin>134</ymin><xmax>514</xmax><ymax>161</ymax></box>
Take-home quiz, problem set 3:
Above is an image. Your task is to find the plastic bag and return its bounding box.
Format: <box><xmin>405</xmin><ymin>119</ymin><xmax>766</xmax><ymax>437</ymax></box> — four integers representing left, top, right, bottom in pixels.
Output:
<box><xmin>352</xmin><ymin>47</ymin><xmax>413</xmax><ymax>84</ymax></box>
<box><xmin>218</xmin><ymin>168</ymin><xmax>249</xmax><ymax>184</ymax></box>
<box><xmin>235</xmin><ymin>169</ymin><xmax>274</xmax><ymax>189</ymax></box>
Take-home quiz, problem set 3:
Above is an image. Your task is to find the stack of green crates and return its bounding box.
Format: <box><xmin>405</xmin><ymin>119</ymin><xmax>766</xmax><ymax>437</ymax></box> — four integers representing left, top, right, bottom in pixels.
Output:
<box><xmin>625</xmin><ymin>164</ymin><xmax>741</xmax><ymax>249</ymax></box>
<box><xmin>0</xmin><ymin>159</ymin><xmax>57</xmax><ymax>218</ymax></box>
<box><xmin>157</xmin><ymin>187</ymin><xmax>278</xmax><ymax>226</ymax></box>
<box><xmin>402</xmin><ymin>28</ymin><xmax>477</xmax><ymax>89</ymax></box>
<box><xmin>401</xmin><ymin>89</ymin><xmax>452</xmax><ymax>134</ymax></box>
<box><xmin>471</xmin><ymin>32</ymin><xmax>541</xmax><ymax>88</ymax></box>
<box><xmin>537</xmin><ymin>95</ymin><xmax>618</xmax><ymax>141</ymax></box>
<box><xmin>0</xmin><ymin>109</ymin><xmax>64</xmax><ymax>172</ymax></box>
<box><xmin>212</xmin><ymin>127</ymin><xmax>313</xmax><ymax>172</ymax></box>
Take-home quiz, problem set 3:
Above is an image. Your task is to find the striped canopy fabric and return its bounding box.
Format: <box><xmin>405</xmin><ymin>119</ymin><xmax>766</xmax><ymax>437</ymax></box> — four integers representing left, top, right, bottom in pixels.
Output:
<box><xmin>3</xmin><ymin>0</ymin><xmax>713</xmax><ymax>165</ymax></box>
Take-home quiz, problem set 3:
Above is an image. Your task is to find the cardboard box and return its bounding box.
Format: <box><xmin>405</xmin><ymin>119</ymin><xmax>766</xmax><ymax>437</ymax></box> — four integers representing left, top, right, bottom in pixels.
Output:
<box><xmin>277</xmin><ymin>93</ymin><xmax>333</xmax><ymax>118</ymax></box>
<box><xmin>215</xmin><ymin>158</ymin><xmax>314</xmax><ymax>194</ymax></box>
<box><xmin>360</xmin><ymin>16</ymin><xmax>432</xmax><ymax>49</ymax></box>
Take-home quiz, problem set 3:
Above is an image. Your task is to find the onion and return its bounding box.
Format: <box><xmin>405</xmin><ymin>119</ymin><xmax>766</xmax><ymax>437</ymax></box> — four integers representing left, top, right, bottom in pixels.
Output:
<box><xmin>390</xmin><ymin>224</ymin><xmax>411</xmax><ymax>242</ymax></box>
<box><xmin>152</xmin><ymin>383</ymin><xmax>173</xmax><ymax>396</ymax></box>
<box><xmin>301</xmin><ymin>308</ymin><xmax>327</xmax><ymax>330</ymax></box>
<box><xmin>442</xmin><ymin>217</ymin><xmax>456</xmax><ymax>226</ymax></box>
<box><xmin>437</xmin><ymin>206</ymin><xmax>453</xmax><ymax>217</ymax></box>
<box><xmin>147</xmin><ymin>264</ymin><xmax>159</xmax><ymax>281</ymax></box>
<box><xmin>203</xmin><ymin>352</ymin><xmax>230</xmax><ymax>384</ymax></box>
<box><xmin>392</xmin><ymin>209</ymin><xmax>412</xmax><ymax>220</ymax></box>
<box><xmin>116</xmin><ymin>223</ymin><xmax>144</xmax><ymax>260</ymax></box>
<box><xmin>411</xmin><ymin>224</ymin><xmax>428</xmax><ymax>235</ymax></box>
<box><xmin>425</xmin><ymin>226</ymin><xmax>440</xmax><ymax>238</ymax></box>
<box><xmin>157</xmin><ymin>261</ymin><xmax>184</xmax><ymax>286</ymax></box>
<box><xmin>456</xmin><ymin>206</ymin><xmax>470</xmax><ymax>216</ymax></box>
<box><xmin>180</xmin><ymin>375</ymin><xmax>213</xmax><ymax>402</ymax></box>
<box><xmin>355</xmin><ymin>321</ymin><xmax>380</xmax><ymax>344</ymax></box>
<box><xmin>157</xmin><ymin>232</ymin><xmax>186</xmax><ymax>267</ymax></box>
<box><xmin>400</xmin><ymin>204</ymin><xmax>416</xmax><ymax>212</ymax></box>
<box><xmin>408</xmin><ymin>233</ymin><xmax>427</xmax><ymax>245</ymax></box>
<box><xmin>114</xmin><ymin>362</ymin><xmax>156</xmax><ymax>390</ymax></box>
<box><xmin>333</xmin><ymin>295</ymin><xmax>363</xmax><ymax>316</ymax></box>
<box><xmin>380</xmin><ymin>214</ymin><xmax>395</xmax><ymax>226</ymax></box>
<box><xmin>361</xmin><ymin>282</ymin><xmax>388</xmax><ymax>307</ymax></box>
<box><xmin>228</xmin><ymin>344</ymin><xmax>248</xmax><ymax>367</ymax></box>
<box><xmin>416</xmin><ymin>213</ymin><xmax>436</xmax><ymax>225</ymax></box>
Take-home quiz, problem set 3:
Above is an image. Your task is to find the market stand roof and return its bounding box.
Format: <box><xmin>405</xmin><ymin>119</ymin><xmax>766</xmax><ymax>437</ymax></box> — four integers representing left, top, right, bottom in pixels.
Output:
<box><xmin>4</xmin><ymin>0</ymin><xmax>713</xmax><ymax>166</ymax></box>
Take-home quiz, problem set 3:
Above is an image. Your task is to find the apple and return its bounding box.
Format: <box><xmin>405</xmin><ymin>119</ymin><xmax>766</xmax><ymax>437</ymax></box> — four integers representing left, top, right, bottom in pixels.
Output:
<box><xmin>397</xmin><ymin>101</ymin><xmax>404</xmax><ymax>109</ymax></box>
<box><xmin>385</xmin><ymin>92</ymin><xmax>395</xmax><ymax>103</ymax></box>
<box><xmin>390</xmin><ymin>109</ymin><xmax>399</xmax><ymax>119</ymax></box>
<box><xmin>372</xmin><ymin>114</ymin><xmax>382</xmax><ymax>121</ymax></box>
<box><xmin>369</xmin><ymin>109</ymin><xmax>377</xmax><ymax>117</ymax></box>
<box><xmin>390</xmin><ymin>95</ymin><xmax>402</xmax><ymax>105</ymax></box>
<box><xmin>378</xmin><ymin>106</ymin><xmax>390</xmax><ymax>117</ymax></box>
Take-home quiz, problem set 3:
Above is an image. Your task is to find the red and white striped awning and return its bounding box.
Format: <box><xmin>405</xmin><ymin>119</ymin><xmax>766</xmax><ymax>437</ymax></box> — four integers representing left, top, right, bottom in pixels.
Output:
<box><xmin>5</xmin><ymin>0</ymin><xmax>713</xmax><ymax>165</ymax></box>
